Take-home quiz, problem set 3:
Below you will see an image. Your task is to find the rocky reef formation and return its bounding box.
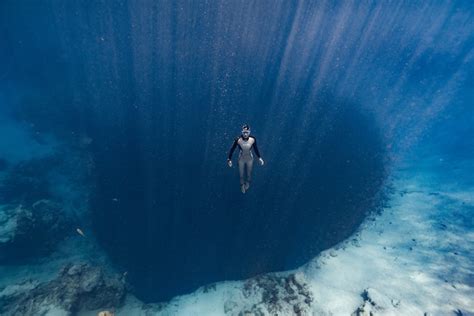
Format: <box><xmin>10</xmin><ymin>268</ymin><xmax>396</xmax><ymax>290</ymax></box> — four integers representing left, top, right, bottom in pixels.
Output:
<box><xmin>0</xmin><ymin>199</ymin><xmax>72</xmax><ymax>264</ymax></box>
<box><xmin>352</xmin><ymin>288</ymin><xmax>401</xmax><ymax>316</ymax></box>
<box><xmin>0</xmin><ymin>151</ymin><xmax>91</xmax><ymax>264</ymax></box>
<box><xmin>0</xmin><ymin>263</ymin><xmax>126</xmax><ymax>315</ymax></box>
<box><xmin>224</xmin><ymin>272</ymin><xmax>313</xmax><ymax>316</ymax></box>
<box><xmin>0</xmin><ymin>157</ymin><xmax>56</xmax><ymax>206</ymax></box>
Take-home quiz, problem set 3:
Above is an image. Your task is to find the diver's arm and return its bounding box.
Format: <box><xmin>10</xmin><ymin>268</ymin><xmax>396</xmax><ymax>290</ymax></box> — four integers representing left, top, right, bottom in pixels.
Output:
<box><xmin>252</xmin><ymin>137</ymin><xmax>265</xmax><ymax>165</ymax></box>
<box><xmin>227</xmin><ymin>138</ymin><xmax>239</xmax><ymax>166</ymax></box>
<box><xmin>252</xmin><ymin>137</ymin><xmax>261</xmax><ymax>158</ymax></box>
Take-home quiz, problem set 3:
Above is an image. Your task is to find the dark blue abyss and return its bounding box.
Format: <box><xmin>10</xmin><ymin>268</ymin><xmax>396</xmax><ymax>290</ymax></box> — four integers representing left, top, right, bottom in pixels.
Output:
<box><xmin>12</xmin><ymin>1</ymin><xmax>465</xmax><ymax>302</ymax></box>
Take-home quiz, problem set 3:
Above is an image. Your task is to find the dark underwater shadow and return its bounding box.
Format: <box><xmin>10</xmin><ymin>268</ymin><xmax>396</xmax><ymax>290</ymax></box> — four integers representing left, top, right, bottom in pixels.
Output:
<box><xmin>89</xmin><ymin>94</ymin><xmax>388</xmax><ymax>303</ymax></box>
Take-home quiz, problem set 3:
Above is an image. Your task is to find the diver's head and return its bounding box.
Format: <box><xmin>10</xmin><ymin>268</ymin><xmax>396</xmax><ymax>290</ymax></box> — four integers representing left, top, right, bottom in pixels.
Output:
<box><xmin>241</xmin><ymin>124</ymin><xmax>250</xmax><ymax>139</ymax></box>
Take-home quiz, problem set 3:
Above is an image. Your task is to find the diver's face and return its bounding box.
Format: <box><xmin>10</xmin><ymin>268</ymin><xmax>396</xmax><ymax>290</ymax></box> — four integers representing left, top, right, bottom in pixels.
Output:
<box><xmin>242</xmin><ymin>130</ymin><xmax>250</xmax><ymax>139</ymax></box>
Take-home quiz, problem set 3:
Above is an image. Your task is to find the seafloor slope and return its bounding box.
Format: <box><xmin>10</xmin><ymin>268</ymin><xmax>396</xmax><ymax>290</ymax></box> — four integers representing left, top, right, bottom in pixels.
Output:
<box><xmin>113</xmin><ymin>152</ymin><xmax>473</xmax><ymax>316</ymax></box>
<box><xmin>0</xmin><ymin>122</ymin><xmax>472</xmax><ymax>315</ymax></box>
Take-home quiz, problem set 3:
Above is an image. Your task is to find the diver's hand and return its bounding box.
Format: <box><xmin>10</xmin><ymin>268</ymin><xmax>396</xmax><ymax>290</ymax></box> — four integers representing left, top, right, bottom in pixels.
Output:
<box><xmin>227</xmin><ymin>159</ymin><xmax>233</xmax><ymax>167</ymax></box>
<box><xmin>259</xmin><ymin>158</ymin><xmax>265</xmax><ymax>166</ymax></box>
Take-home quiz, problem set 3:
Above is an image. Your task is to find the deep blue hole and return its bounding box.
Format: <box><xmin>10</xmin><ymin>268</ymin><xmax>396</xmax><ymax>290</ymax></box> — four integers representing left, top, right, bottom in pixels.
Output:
<box><xmin>0</xmin><ymin>1</ymin><xmax>389</xmax><ymax>303</ymax></box>
<box><xmin>90</xmin><ymin>96</ymin><xmax>387</xmax><ymax>302</ymax></box>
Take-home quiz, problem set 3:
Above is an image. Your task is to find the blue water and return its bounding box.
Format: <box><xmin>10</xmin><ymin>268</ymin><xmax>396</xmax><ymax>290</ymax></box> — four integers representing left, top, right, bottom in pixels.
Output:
<box><xmin>1</xmin><ymin>0</ymin><xmax>472</xmax><ymax>304</ymax></box>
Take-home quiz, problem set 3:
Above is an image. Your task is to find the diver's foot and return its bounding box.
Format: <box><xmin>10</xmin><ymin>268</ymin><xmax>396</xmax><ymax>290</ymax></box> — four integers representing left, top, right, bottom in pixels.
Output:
<box><xmin>241</xmin><ymin>184</ymin><xmax>246</xmax><ymax>194</ymax></box>
<box><xmin>244</xmin><ymin>182</ymin><xmax>250</xmax><ymax>191</ymax></box>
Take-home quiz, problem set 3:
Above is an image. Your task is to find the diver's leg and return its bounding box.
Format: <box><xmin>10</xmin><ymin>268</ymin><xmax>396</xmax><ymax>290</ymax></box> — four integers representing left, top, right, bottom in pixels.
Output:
<box><xmin>245</xmin><ymin>158</ymin><xmax>253</xmax><ymax>190</ymax></box>
<box><xmin>238</xmin><ymin>158</ymin><xmax>246</xmax><ymax>193</ymax></box>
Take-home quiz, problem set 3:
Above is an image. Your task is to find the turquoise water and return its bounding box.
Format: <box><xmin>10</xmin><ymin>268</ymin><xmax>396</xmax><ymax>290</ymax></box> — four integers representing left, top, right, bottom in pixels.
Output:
<box><xmin>0</xmin><ymin>1</ymin><xmax>472</xmax><ymax>312</ymax></box>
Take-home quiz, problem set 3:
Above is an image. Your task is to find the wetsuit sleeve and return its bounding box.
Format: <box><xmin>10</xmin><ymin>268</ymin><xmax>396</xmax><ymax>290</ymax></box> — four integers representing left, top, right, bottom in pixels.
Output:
<box><xmin>252</xmin><ymin>137</ymin><xmax>261</xmax><ymax>158</ymax></box>
<box><xmin>228</xmin><ymin>138</ymin><xmax>238</xmax><ymax>160</ymax></box>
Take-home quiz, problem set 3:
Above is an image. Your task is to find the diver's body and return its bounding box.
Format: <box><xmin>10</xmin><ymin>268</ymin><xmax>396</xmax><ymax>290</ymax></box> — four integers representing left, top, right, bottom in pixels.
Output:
<box><xmin>227</xmin><ymin>125</ymin><xmax>264</xmax><ymax>193</ymax></box>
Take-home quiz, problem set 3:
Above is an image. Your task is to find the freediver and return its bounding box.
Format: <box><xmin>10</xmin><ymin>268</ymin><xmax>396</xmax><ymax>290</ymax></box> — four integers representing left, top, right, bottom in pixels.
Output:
<box><xmin>227</xmin><ymin>124</ymin><xmax>264</xmax><ymax>193</ymax></box>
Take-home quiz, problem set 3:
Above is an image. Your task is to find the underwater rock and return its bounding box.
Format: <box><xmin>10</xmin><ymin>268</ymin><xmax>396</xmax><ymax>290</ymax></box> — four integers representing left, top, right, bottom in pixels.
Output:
<box><xmin>229</xmin><ymin>272</ymin><xmax>313</xmax><ymax>316</ymax></box>
<box><xmin>224</xmin><ymin>300</ymin><xmax>238</xmax><ymax>314</ymax></box>
<box><xmin>0</xmin><ymin>200</ymin><xmax>72</xmax><ymax>263</ymax></box>
<box><xmin>0</xmin><ymin>263</ymin><xmax>125</xmax><ymax>315</ymax></box>
<box><xmin>352</xmin><ymin>288</ymin><xmax>400</xmax><ymax>315</ymax></box>
<box><xmin>0</xmin><ymin>157</ymin><xmax>57</xmax><ymax>205</ymax></box>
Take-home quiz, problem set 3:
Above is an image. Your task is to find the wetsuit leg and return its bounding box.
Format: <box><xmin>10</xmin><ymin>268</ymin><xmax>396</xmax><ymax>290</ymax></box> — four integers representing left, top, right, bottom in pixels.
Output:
<box><xmin>246</xmin><ymin>158</ymin><xmax>254</xmax><ymax>184</ymax></box>
<box><xmin>238</xmin><ymin>158</ymin><xmax>246</xmax><ymax>185</ymax></box>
